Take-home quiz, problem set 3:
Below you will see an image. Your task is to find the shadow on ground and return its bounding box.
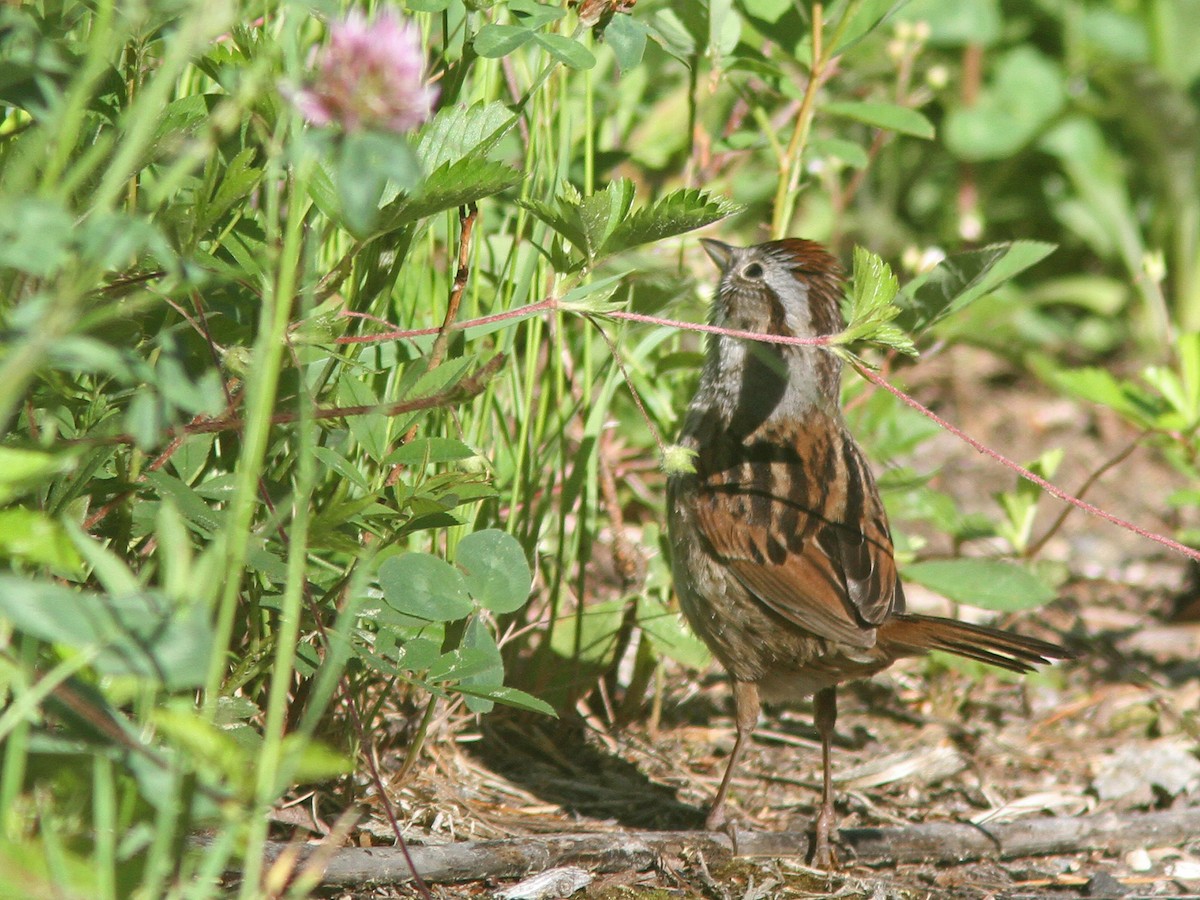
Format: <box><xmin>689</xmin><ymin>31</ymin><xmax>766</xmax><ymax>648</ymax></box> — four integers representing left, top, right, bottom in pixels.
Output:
<box><xmin>470</xmin><ymin>714</ymin><xmax>705</xmax><ymax>831</ymax></box>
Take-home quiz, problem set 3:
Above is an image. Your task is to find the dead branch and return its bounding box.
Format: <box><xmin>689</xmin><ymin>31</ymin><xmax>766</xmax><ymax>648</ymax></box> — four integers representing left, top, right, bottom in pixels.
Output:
<box><xmin>245</xmin><ymin>807</ymin><xmax>1200</xmax><ymax>886</ymax></box>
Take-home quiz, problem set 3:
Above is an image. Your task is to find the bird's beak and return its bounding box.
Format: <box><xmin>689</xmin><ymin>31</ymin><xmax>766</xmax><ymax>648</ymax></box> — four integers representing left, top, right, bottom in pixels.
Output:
<box><xmin>700</xmin><ymin>238</ymin><xmax>735</xmax><ymax>271</ymax></box>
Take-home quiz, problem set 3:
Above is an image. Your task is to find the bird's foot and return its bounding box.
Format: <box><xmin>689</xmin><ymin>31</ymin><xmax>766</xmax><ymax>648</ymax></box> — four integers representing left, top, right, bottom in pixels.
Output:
<box><xmin>811</xmin><ymin>805</ymin><xmax>839</xmax><ymax>870</ymax></box>
<box><xmin>704</xmin><ymin>805</ymin><xmax>727</xmax><ymax>832</ymax></box>
<box><xmin>705</xmin><ymin>805</ymin><xmax>744</xmax><ymax>855</ymax></box>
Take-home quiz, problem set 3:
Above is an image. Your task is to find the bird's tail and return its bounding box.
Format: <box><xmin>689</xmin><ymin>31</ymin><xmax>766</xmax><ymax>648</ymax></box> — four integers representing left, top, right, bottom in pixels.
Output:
<box><xmin>878</xmin><ymin>614</ymin><xmax>1072</xmax><ymax>673</ymax></box>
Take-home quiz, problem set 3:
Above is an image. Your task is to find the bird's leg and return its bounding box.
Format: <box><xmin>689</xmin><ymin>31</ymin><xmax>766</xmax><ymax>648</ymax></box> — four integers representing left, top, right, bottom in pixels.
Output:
<box><xmin>811</xmin><ymin>686</ymin><xmax>838</xmax><ymax>869</ymax></box>
<box><xmin>706</xmin><ymin>680</ymin><xmax>759</xmax><ymax>831</ymax></box>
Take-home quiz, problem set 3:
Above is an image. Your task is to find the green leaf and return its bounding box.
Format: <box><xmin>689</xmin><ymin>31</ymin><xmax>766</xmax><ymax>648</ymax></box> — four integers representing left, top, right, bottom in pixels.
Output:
<box><xmin>457</xmin><ymin>615</ymin><xmax>504</xmax><ymax>713</ymax></box>
<box><xmin>829</xmin><ymin>0</ymin><xmax>907</xmax><ymax>56</ymax></box>
<box><xmin>944</xmin><ymin>47</ymin><xmax>1065</xmax><ymax>162</ymax></box>
<box><xmin>902</xmin><ymin>558</ymin><xmax>1056</xmax><ymax>612</ymax></box>
<box><xmin>0</xmin><ymin>196</ymin><xmax>75</xmax><ymax>277</ymax></box>
<box><xmin>898</xmin><ymin>241</ymin><xmax>1057</xmax><ymax>335</ymax></box>
<box><xmin>0</xmin><ymin>447</ymin><xmax>78</xmax><ymax>504</ymax></box>
<box><xmin>741</xmin><ymin>0</ymin><xmax>793</xmax><ymax>22</ymax></box>
<box><xmin>336</xmin><ymin>131</ymin><xmax>422</xmax><ymax>237</ymax></box>
<box><xmin>416</xmin><ymin>101</ymin><xmax>518</xmax><ymax>170</ymax></box>
<box><xmin>897</xmin><ymin>0</ymin><xmax>1001</xmax><ymax>47</ymax></box>
<box><xmin>1039</xmin><ymin>365</ymin><xmax>1161</xmax><ymax>426</ymax></box>
<box><xmin>548</xmin><ymin>597</ymin><xmax>625</xmax><ymax>666</ymax></box>
<box><xmin>601</xmin><ymin>187</ymin><xmax>741</xmax><ymax>258</ymax></box>
<box><xmin>509</xmin><ymin>0</ymin><xmax>565</xmax><ymax>26</ymax></box>
<box><xmin>0</xmin><ymin>577</ymin><xmax>213</xmax><ymax>688</ymax></box>
<box><xmin>604</xmin><ymin>14</ymin><xmax>649</xmax><ymax>71</ymax></box>
<box><xmin>280</xmin><ymin>735</ymin><xmax>353</xmax><ymax>783</ymax></box>
<box><xmin>838</xmin><ymin>247</ymin><xmax>914</xmax><ymax>355</ymax></box>
<box><xmin>456</xmin><ymin>529</ymin><xmax>532</xmax><ymax>613</ymax></box>
<box><xmin>143</xmin><ymin>470</ymin><xmax>224</xmax><ymax>536</ymax></box>
<box><xmin>825</xmin><ymin>101</ymin><xmax>935</xmax><ymax>140</ymax></box>
<box><xmin>378</xmin><ymin>553</ymin><xmax>474</xmax><ymax>622</ymax></box>
<box><xmin>533</xmin><ymin>32</ymin><xmax>596</xmax><ymax>69</ymax></box>
<box><xmin>378</xmin><ymin>155</ymin><xmax>522</xmax><ymax>232</ymax></box>
<box><xmin>194</xmin><ymin>146</ymin><xmax>263</xmax><ymax>238</ymax></box>
<box><xmin>708</xmin><ymin>0</ymin><xmax>741</xmax><ymax>57</ymax></box>
<box><xmin>810</xmin><ymin>137</ymin><xmax>869</xmax><ymax>169</ymax></box>
<box><xmin>637</xmin><ymin>596</ymin><xmax>710</xmax><ymax>669</ymax></box>
<box><xmin>456</xmin><ymin>684</ymin><xmax>556</xmax><ymax>715</ymax></box>
<box><xmin>474</xmin><ymin>24</ymin><xmax>534</xmax><ymax>58</ymax></box>
<box><xmin>0</xmin><ymin>508</ymin><xmax>84</xmax><ymax>572</ymax></box>
<box><xmin>520</xmin><ymin>179</ymin><xmax>638</xmax><ymax>267</ymax></box>
<box><xmin>385</xmin><ymin>438</ymin><xmax>479</xmax><ymax>466</ymax></box>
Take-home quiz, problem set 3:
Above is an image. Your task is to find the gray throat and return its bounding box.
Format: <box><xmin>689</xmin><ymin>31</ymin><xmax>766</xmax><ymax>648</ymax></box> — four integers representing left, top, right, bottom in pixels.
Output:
<box><xmin>693</xmin><ymin>334</ymin><xmax>841</xmax><ymax>438</ymax></box>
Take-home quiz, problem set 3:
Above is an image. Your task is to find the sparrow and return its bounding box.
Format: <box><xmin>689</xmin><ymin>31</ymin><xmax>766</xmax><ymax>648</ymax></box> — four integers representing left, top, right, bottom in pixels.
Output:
<box><xmin>666</xmin><ymin>238</ymin><xmax>1071</xmax><ymax>867</ymax></box>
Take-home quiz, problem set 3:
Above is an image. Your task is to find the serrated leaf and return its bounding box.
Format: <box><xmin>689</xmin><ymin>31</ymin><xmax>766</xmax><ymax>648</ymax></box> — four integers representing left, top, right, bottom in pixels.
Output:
<box><xmin>378</xmin><ymin>155</ymin><xmax>523</xmax><ymax>232</ymax></box>
<box><xmin>519</xmin><ymin>179</ymin><xmax>637</xmax><ymax>266</ymax></box>
<box><xmin>601</xmin><ymin>187</ymin><xmax>740</xmax><ymax>258</ymax></box>
<box><xmin>195</xmin><ymin>146</ymin><xmax>262</xmax><ymax>237</ymax></box>
<box><xmin>415</xmin><ymin>101</ymin><xmax>518</xmax><ymax>170</ymax></box>
<box><xmin>902</xmin><ymin>558</ymin><xmax>1056</xmax><ymax>612</ymax></box>
<box><xmin>838</xmin><ymin>247</ymin><xmax>915</xmax><ymax>355</ymax></box>
<box><xmin>825</xmin><ymin>100</ymin><xmax>935</xmax><ymax>139</ymax></box>
<box><xmin>378</xmin><ymin>553</ymin><xmax>474</xmax><ymax>622</ymax></box>
<box><xmin>898</xmin><ymin>241</ymin><xmax>1057</xmax><ymax>335</ymax></box>
<box><xmin>456</xmin><ymin>529</ymin><xmax>532</xmax><ymax>613</ymax></box>
<box><xmin>558</xmin><ymin>271</ymin><xmax>632</xmax><ymax>313</ymax></box>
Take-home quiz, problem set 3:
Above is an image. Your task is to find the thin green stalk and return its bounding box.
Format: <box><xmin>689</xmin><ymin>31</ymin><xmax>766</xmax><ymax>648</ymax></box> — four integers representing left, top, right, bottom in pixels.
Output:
<box><xmin>771</xmin><ymin>2</ymin><xmax>858</xmax><ymax>239</ymax></box>
<box><xmin>240</xmin><ymin>253</ymin><xmax>319</xmax><ymax>897</ymax></box>
<box><xmin>139</xmin><ymin>767</ymin><xmax>184</xmax><ymax>900</ymax></box>
<box><xmin>771</xmin><ymin>4</ymin><xmax>825</xmax><ymax>239</ymax></box>
<box><xmin>92</xmin><ymin>755</ymin><xmax>117</xmax><ymax>900</ymax></box>
<box><xmin>203</xmin><ymin>150</ymin><xmax>313</xmax><ymax>711</ymax></box>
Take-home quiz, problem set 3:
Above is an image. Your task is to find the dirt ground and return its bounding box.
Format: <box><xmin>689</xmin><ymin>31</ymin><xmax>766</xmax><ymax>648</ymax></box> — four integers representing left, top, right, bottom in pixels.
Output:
<box><xmin>304</xmin><ymin>347</ymin><xmax>1200</xmax><ymax>899</ymax></box>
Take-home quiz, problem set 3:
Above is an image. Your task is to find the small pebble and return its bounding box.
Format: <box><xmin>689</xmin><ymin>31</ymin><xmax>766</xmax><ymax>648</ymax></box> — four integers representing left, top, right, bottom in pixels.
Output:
<box><xmin>1124</xmin><ymin>847</ymin><xmax>1152</xmax><ymax>872</ymax></box>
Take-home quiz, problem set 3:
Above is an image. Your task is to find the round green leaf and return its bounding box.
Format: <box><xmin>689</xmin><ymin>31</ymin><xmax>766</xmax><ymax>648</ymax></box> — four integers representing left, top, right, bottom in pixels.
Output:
<box><xmin>379</xmin><ymin>553</ymin><xmax>473</xmax><ymax>621</ymax></box>
<box><xmin>902</xmin><ymin>558</ymin><xmax>1056</xmax><ymax>612</ymax></box>
<box><xmin>455</xmin><ymin>529</ymin><xmax>532</xmax><ymax>613</ymax></box>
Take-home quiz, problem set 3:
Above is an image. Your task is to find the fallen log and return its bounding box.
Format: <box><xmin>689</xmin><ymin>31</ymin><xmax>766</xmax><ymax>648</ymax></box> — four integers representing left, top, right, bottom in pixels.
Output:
<box><xmin>246</xmin><ymin>806</ymin><xmax>1200</xmax><ymax>887</ymax></box>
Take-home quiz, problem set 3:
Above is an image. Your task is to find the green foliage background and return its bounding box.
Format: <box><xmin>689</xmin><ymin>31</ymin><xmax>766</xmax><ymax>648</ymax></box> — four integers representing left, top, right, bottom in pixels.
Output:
<box><xmin>1</xmin><ymin>0</ymin><xmax>1198</xmax><ymax>895</ymax></box>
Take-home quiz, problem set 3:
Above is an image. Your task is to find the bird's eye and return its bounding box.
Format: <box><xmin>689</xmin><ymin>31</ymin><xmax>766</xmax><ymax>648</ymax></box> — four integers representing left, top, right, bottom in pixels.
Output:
<box><xmin>741</xmin><ymin>263</ymin><xmax>764</xmax><ymax>279</ymax></box>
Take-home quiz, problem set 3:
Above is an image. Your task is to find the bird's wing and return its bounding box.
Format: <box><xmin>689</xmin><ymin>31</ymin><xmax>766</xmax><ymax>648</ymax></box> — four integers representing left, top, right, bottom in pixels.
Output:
<box><xmin>690</xmin><ymin>423</ymin><xmax>900</xmax><ymax>648</ymax></box>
